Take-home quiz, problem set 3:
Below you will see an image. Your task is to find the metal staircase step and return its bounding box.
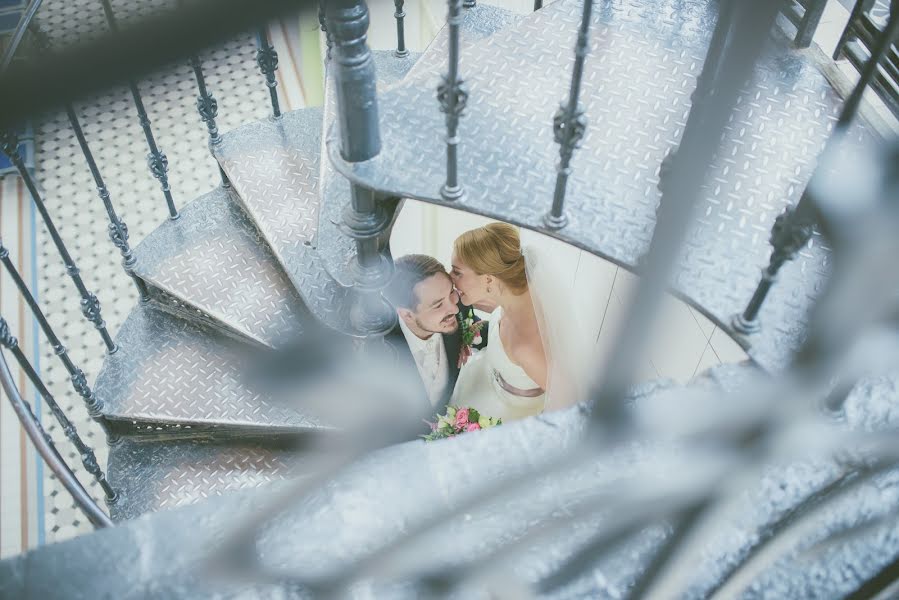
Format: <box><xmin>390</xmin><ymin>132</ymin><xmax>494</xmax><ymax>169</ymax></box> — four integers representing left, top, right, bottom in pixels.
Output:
<box><xmin>107</xmin><ymin>437</ymin><xmax>300</xmax><ymax>521</ymax></box>
<box><xmin>94</xmin><ymin>303</ymin><xmax>331</xmax><ymax>436</ymax></box>
<box><xmin>400</xmin><ymin>2</ymin><xmax>523</xmax><ymax>87</ymax></box>
<box><xmin>5</xmin><ymin>366</ymin><xmax>899</xmax><ymax>599</ymax></box>
<box><xmin>132</xmin><ymin>187</ymin><xmax>308</xmax><ymax>348</ymax></box>
<box><xmin>327</xmin><ymin>0</ymin><xmax>874</xmax><ymax>371</ymax></box>
<box><xmin>317</xmin><ymin>50</ymin><xmax>420</xmax><ymax>287</ymax></box>
<box><xmin>213</xmin><ymin>107</ymin><xmax>365</xmax><ymax>335</ymax></box>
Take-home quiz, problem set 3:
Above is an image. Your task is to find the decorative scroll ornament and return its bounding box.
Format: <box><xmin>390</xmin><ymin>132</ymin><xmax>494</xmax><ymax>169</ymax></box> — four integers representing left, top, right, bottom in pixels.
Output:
<box><xmin>552</xmin><ymin>104</ymin><xmax>587</xmax><ymax>147</ymax></box>
<box><xmin>147</xmin><ymin>150</ymin><xmax>170</xmax><ymax>182</ymax></box>
<box><xmin>256</xmin><ymin>44</ymin><xmax>280</xmax><ymax>85</ymax></box>
<box><xmin>0</xmin><ymin>317</ymin><xmax>18</xmax><ymax>349</ymax></box>
<box><xmin>438</xmin><ymin>75</ymin><xmax>469</xmax><ymax>117</ymax></box>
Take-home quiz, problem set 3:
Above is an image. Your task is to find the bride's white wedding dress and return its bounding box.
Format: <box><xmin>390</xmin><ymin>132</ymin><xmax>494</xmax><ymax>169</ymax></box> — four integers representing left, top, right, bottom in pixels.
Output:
<box><xmin>451</xmin><ymin>307</ymin><xmax>545</xmax><ymax>422</ymax></box>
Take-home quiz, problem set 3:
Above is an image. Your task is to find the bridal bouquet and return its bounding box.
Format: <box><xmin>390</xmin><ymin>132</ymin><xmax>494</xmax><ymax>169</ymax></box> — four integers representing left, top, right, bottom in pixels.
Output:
<box><xmin>422</xmin><ymin>406</ymin><xmax>502</xmax><ymax>442</ymax></box>
<box><xmin>460</xmin><ymin>308</ymin><xmax>485</xmax><ymax>348</ymax></box>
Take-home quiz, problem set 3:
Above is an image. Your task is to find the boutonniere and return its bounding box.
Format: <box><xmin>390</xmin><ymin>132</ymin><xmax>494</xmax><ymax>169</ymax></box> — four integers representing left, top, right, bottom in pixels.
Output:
<box><xmin>457</xmin><ymin>308</ymin><xmax>485</xmax><ymax>368</ymax></box>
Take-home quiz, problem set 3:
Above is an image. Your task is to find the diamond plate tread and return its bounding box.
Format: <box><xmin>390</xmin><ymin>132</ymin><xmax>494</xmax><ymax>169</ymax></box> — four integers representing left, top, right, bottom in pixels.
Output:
<box><xmin>95</xmin><ymin>303</ymin><xmax>332</xmax><ymax>434</ymax></box>
<box><xmin>132</xmin><ymin>186</ymin><xmax>309</xmax><ymax>348</ymax></box>
<box><xmin>214</xmin><ymin>107</ymin><xmax>368</xmax><ymax>335</ymax></box>
<box><xmin>328</xmin><ymin>0</ymin><xmax>874</xmax><ymax>372</ymax></box>
<box><xmin>318</xmin><ymin>50</ymin><xmax>421</xmax><ymax>287</ymax></box>
<box><xmin>107</xmin><ymin>437</ymin><xmax>299</xmax><ymax>521</ymax></box>
<box><xmin>401</xmin><ymin>3</ymin><xmax>524</xmax><ymax>87</ymax></box>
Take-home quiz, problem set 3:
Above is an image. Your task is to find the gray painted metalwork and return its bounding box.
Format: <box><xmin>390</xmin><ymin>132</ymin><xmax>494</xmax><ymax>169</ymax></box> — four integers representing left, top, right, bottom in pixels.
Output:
<box><xmin>319</xmin><ymin>50</ymin><xmax>419</xmax><ymax>288</ymax></box>
<box><xmin>107</xmin><ymin>438</ymin><xmax>297</xmax><ymax>521</ymax></box>
<box><xmin>255</xmin><ymin>28</ymin><xmax>282</xmax><ymax>119</ymax></box>
<box><xmin>438</xmin><ymin>0</ymin><xmax>467</xmax><ymax>201</ymax></box>
<box><xmin>319</xmin><ymin>0</ymin><xmax>333</xmax><ymax>61</ymax></box>
<box><xmin>782</xmin><ymin>0</ymin><xmax>830</xmax><ymax>48</ymax></box>
<box><xmin>0</xmin><ymin>0</ymin><xmax>43</xmax><ymax>72</ymax></box>
<box><xmin>94</xmin><ymin>303</ymin><xmax>330</xmax><ymax>434</ymax></box>
<box><xmin>26</xmin><ymin>22</ymin><xmax>149</xmax><ymax>301</ymax></box>
<box><xmin>214</xmin><ymin>107</ymin><xmax>368</xmax><ymax>335</ymax></box>
<box><xmin>326</xmin><ymin>0</ymin><xmax>872</xmax><ymax>372</ymax></box>
<box><xmin>401</xmin><ymin>3</ymin><xmax>521</xmax><ymax>86</ymax></box>
<box><xmin>0</xmin><ymin>239</ymin><xmax>111</xmax><ymax>424</ymax></box>
<box><xmin>131</xmin><ymin>186</ymin><xmax>308</xmax><ymax>348</ymax></box>
<box><xmin>0</xmin><ymin>131</ymin><xmax>117</xmax><ymax>353</ymax></box>
<box><xmin>326</xmin><ymin>0</ymin><xmax>397</xmax><ymax>338</ymax></box>
<box><xmin>63</xmin><ymin>102</ymin><xmax>150</xmax><ymax>302</ymax></box>
<box><xmin>0</xmin><ymin>351</ymin><xmax>113</xmax><ymax>531</ymax></box>
<box><xmin>188</xmin><ymin>52</ymin><xmax>229</xmax><ymax>187</ymax></box>
<box><xmin>734</xmin><ymin>5</ymin><xmax>898</xmax><ymax>336</ymax></box>
<box><xmin>393</xmin><ymin>0</ymin><xmax>409</xmax><ymax>58</ymax></box>
<box><xmin>545</xmin><ymin>0</ymin><xmax>593</xmax><ymax>229</ymax></box>
<box><xmin>98</xmin><ymin>0</ymin><xmax>178</xmax><ymax>219</ymax></box>
<box><xmin>0</xmin><ymin>316</ymin><xmax>117</xmax><ymax>502</ymax></box>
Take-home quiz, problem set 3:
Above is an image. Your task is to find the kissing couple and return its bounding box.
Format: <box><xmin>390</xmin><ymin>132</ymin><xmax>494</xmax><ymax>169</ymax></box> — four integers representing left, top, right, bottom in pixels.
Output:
<box><xmin>384</xmin><ymin>223</ymin><xmax>589</xmax><ymax>430</ymax></box>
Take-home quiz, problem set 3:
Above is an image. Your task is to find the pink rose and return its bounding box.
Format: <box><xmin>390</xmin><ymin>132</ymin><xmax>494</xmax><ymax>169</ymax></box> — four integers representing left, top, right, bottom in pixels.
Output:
<box><xmin>454</xmin><ymin>408</ymin><xmax>470</xmax><ymax>429</ymax></box>
<box><xmin>465</xmin><ymin>422</ymin><xmax>481</xmax><ymax>432</ymax></box>
<box><xmin>473</xmin><ymin>333</ymin><xmax>482</xmax><ymax>345</ymax></box>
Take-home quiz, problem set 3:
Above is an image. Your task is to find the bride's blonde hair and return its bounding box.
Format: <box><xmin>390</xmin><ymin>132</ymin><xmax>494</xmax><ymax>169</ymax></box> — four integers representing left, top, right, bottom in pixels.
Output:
<box><xmin>453</xmin><ymin>223</ymin><xmax>528</xmax><ymax>295</ymax></box>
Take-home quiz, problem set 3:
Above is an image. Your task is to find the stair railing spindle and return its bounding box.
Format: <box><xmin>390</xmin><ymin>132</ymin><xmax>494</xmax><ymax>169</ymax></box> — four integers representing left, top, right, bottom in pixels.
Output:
<box><xmin>256</xmin><ymin>28</ymin><xmax>282</xmax><ymax>118</ymax></box>
<box><xmin>26</xmin><ymin>23</ymin><xmax>149</xmax><ymax>302</ymax></box>
<box><xmin>393</xmin><ymin>0</ymin><xmax>409</xmax><ymax>57</ymax></box>
<box><xmin>544</xmin><ymin>0</ymin><xmax>594</xmax><ymax>229</ymax></box>
<box><xmin>98</xmin><ymin>0</ymin><xmax>178</xmax><ymax>220</ymax></box>
<box><xmin>732</xmin><ymin>2</ymin><xmax>899</xmax><ymax>335</ymax></box>
<box><xmin>0</xmin><ymin>133</ymin><xmax>117</xmax><ymax>354</ymax></box>
<box><xmin>0</xmin><ymin>351</ymin><xmax>112</xmax><ymax>528</ymax></box>
<box><xmin>438</xmin><ymin>0</ymin><xmax>468</xmax><ymax>201</ymax></box>
<box><xmin>0</xmin><ymin>239</ymin><xmax>117</xmax><ymax>442</ymax></box>
<box><xmin>188</xmin><ymin>53</ymin><xmax>230</xmax><ymax>187</ymax></box>
<box><xmin>0</xmin><ymin>316</ymin><xmax>117</xmax><ymax>503</ymax></box>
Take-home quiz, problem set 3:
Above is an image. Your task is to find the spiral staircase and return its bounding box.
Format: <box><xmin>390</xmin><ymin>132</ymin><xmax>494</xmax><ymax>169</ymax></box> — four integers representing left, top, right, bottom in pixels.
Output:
<box><xmin>2</xmin><ymin>0</ymin><xmax>899</xmax><ymax>597</ymax></box>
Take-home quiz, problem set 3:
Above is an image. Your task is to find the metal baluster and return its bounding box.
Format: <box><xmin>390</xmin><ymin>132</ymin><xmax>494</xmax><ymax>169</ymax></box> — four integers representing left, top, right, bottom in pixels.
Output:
<box><xmin>792</xmin><ymin>0</ymin><xmax>828</xmax><ymax>48</ymax></box>
<box><xmin>438</xmin><ymin>0</ymin><xmax>468</xmax><ymax>201</ymax></box>
<box><xmin>544</xmin><ymin>0</ymin><xmax>593</xmax><ymax>229</ymax></box>
<box><xmin>98</xmin><ymin>0</ymin><xmax>178</xmax><ymax>220</ymax></box>
<box><xmin>66</xmin><ymin>105</ymin><xmax>151</xmax><ymax>302</ymax></box>
<box><xmin>0</xmin><ymin>351</ymin><xmax>112</xmax><ymax>528</ymax></box>
<box><xmin>463</xmin><ymin>0</ymin><xmax>476</xmax><ymax>8</ymax></box>
<box><xmin>393</xmin><ymin>0</ymin><xmax>409</xmax><ymax>57</ymax></box>
<box><xmin>732</xmin><ymin>3</ymin><xmax>899</xmax><ymax>335</ymax></box>
<box><xmin>256</xmin><ymin>28</ymin><xmax>282</xmax><ymax>118</ymax></box>
<box><xmin>833</xmin><ymin>0</ymin><xmax>877</xmax><ymax>59</ymax></box>
<box><xmin>0</xmin><ymin>316</ymin><xmax>117</xmax><ymax>503</ymax></box>
<box><xmin>0</xmin><ymin>239</ymin><xmax>118</xmax><ymax>442</ymax></box>
<box><xmin>534</xmin><ymin>0</ymin><xmax>543</xmax><ymax>10</ymax></box>
<box><xmin>25</xmin><ymin>23</ymin><xmax>149</xmax><ymax>302</ymax></box>
<box><xmin>188</xmin><ymin>53</ymin><xmax>230</xmax><ymax>187</ymax></box>
<box><xmin>326</xmin><ymin>0</ymin><xmax>396</xmax><ymax>337</ymax></box>
<box><xmin>0</xmin><ymin>133</ymin><xmax>117</xmax><ymax>354</ymax></box>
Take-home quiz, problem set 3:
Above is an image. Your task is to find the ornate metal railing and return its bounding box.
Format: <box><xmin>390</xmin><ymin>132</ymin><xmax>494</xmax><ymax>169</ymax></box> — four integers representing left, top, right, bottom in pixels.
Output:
<box><xmin>0</xmin><ymin>0</ymin><xmax>897</xmax><ymax>595</ymax></box>
<box><xmin>0</xmin><ymin>0</ymin><xmax>293</xmax><ymax>527</ymax></box>
<box><xmin>780</xmin><ymin>0</ymin><xmax>829</xmax><ymax>48</ymax></box>
<box><xmin>834</xmin><ymin>0</ymin><xmax>899</xmax><ymax>120</ymax></box>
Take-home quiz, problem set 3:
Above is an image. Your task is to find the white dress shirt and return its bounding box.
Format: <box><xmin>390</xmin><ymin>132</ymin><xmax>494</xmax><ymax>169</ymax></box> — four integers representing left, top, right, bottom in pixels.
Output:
<box><xmin>398</xmin><ymin>318</ymin><xmax>449</xmax><ymax>408</ymax></box>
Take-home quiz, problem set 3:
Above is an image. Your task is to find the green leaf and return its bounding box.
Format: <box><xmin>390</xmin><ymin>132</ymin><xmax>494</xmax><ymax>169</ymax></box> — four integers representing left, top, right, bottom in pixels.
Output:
<box><xmin>469</xmin><ymin>408</ymin><xmax>480</xmax><ymax>423</ymax></box>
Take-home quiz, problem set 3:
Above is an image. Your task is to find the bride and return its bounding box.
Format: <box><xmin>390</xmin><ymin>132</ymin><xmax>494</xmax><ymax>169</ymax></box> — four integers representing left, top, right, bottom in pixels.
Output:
<box><xmin>450</xmin><ymin>223</ymin><xmax>588</xmax><ymax>422</ymax></box>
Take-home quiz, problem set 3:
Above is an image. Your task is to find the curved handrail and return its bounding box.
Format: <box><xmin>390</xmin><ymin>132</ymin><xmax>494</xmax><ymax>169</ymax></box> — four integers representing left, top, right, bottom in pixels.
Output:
<box><xmin>0</xmin><ymin>349</ymin><xmax>112</xmax><ymax>529</ymax></box>
<box><xmin>0</xmin><ymin>0</ymin><xmax>43</xmax><ymax>73</ymax></box>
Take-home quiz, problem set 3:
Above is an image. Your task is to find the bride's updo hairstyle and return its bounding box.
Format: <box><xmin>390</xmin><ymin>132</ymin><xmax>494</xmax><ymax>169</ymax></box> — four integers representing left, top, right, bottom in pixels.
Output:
<box><xmin>454</xmin><ymin>223</ymin><xmax>528</xmax><ymax>295</ymax></box>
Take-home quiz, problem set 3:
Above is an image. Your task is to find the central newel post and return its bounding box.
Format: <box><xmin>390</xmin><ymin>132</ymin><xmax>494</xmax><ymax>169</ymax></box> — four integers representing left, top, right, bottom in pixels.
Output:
<box><xmin>326</xmin><ymin>0</ymin><xmax>397</xmax><ymax>338</ymax></box>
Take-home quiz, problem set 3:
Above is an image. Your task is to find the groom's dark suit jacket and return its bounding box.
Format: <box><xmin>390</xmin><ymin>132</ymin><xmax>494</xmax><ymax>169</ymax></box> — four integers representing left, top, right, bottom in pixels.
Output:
<box><xmin>384</xmin><ymin>304</ymin><xmax>488</xmax><ymax>426</ymax></box>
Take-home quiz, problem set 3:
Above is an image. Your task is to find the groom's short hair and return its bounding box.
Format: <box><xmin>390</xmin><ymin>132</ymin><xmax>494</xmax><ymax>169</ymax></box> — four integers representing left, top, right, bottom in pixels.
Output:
<box><xmin>385</xmin><ymin>254</ymin><xmax>448</xmax><ymax>310</ymax></box>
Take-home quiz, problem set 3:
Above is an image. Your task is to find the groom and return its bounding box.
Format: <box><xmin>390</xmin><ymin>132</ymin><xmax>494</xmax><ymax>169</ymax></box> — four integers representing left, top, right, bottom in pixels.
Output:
<box><xmin>383</xmin><ymin>254</ymin><xmax>487</xmax><ymax>416</ymax></box>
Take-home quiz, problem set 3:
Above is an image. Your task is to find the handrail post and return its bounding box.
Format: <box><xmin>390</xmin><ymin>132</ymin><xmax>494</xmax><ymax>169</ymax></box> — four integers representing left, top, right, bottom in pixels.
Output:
<box><xmin>326</xmin><ymin>0</ymin><xmax>396</xmax><ymax>337</ymax></box>
<box><xmin>256</xmin><ymin>28</ymin><xmax>282</xmax><ymax>118</ymax></box>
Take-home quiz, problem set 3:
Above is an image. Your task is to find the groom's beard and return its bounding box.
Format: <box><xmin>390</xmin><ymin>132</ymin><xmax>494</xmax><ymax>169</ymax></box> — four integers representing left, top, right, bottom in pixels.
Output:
<box><xmin>417</xmin><ymin>314</ymin><xmax>459</xmax><ymax>335</ymax></box>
